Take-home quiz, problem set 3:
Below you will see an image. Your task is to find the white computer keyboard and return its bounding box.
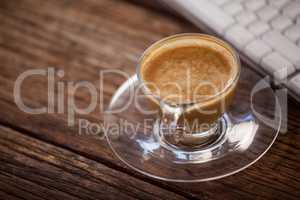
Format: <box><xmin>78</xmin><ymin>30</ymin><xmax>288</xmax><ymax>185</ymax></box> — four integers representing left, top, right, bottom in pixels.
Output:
<box><xmin>161</xmin><ymin>0</ymin><xmax>300</xmax><ymax>100</ymax></box>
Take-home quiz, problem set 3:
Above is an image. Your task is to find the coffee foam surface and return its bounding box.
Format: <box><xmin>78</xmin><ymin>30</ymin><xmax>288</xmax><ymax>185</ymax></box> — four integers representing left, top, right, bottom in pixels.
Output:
<box><xmin>141</xmin><ymin>37</ymin><xmax>239</xmax><ymax>105</ymax></box>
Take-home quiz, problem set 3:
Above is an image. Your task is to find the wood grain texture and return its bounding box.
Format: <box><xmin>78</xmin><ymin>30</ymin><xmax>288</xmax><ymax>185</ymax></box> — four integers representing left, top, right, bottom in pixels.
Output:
<box><xmin>0</xmin><ymin>125</ymin><xmax>189</xmax><ymax>200</ymax></box>
<box><xmin>0</xmin><ymin>0</ymin><xmax>299</xmax><ymax>199</ymax></box>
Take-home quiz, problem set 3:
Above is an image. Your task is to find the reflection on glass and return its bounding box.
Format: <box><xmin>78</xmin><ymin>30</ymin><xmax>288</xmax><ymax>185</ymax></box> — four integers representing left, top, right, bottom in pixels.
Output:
<box><xmin>228</xmin><ymin>118</ymin><xmax>259</xmax><ymax>151</ymax></box>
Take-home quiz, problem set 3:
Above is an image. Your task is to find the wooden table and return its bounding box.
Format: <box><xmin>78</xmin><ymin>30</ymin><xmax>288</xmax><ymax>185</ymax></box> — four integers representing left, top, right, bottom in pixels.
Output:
<box><xmin>0</xmin><ymin>0</ymin><xmax>299</xmax><ymax>199</ymax></box>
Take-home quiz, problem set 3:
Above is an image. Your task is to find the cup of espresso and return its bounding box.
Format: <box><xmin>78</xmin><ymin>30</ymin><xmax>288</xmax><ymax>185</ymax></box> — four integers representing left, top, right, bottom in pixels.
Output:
<box><xmin>137</xmin><ymin>34</ymin><xmax>241</xmax><ymax>147</ymax></box>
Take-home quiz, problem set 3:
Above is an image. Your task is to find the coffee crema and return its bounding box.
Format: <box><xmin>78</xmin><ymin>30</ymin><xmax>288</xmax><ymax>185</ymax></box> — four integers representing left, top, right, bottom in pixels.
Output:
<box><xmin>140</xmin><ymin>37</ymin><xmax>238</xmax><ymax>105</ymax></box>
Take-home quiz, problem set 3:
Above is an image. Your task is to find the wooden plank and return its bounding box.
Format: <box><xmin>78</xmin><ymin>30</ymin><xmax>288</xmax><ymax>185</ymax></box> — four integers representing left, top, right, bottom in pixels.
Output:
<box><xmin>0</xmin><ymin>0</ymin><xmax>299</xmax><ymax>199</ymax></box>
<box><xmin>0</xmin><ymin>125</ymin><xmax>188</xmax><ymax>200</ymax></box>
<box><xmin>0</xmin><ymin>189</ymin><xmax>25</xmax><ymax>200</ymax></box>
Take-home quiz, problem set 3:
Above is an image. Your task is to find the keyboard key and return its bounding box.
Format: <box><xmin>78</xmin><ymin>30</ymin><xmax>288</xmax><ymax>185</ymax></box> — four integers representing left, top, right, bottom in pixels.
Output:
<box><xmin>288</xmin><ymin>73</ymin><xmax>300</xmax><ymax>96</ymax></box>
<box><xmin>245</xmin><ymin>40</ymin><xmax>272</xmax><ymax>62</ymax></box>
<box><xmin>223</xmin><ymin>2</ymin><xmax>243</xmax><ymax>16</ymax></box>
<box><xmin>245</xmin><ymin>0</ymin><xmax>266</xmax><ymax>11</ymax></box>
<box><xmin>285</xmin><ymin>25</ymin><xmax>300</xmax><ymax>42</ymax></box>
<box><xmin>257</xmin><ymin>6</ymin><xmax>278</xmax><ymax>22</ymax></box>
<box><xmin>271</xmin><ymin>16</ymin><xmax>293</xmax><ymax>31</ymax></box>
<box><xmin>225</xmin><ymin>25</ymin><xmax>254</xmax><ymax>49</ymax></box>
<box><xmin>171</xmin><ymin>0</ymin><xmax>235</xmax><ymax>34</ymax></box>
<box><xmin>282</xmin><ymin>2</ymin><xmax>300</xmax><ymax>19</ymax></box>
<box><xmin>234</xmin><ymin>0</ymin><xmax>247</xmax><ymax>2</ymax></box>
<box><xmin>268</xmin><ymin>0</ymin><xmax>289</xmax><ymax>8</ymax></box>
<box><xmin>212</xmin><ymin>0</ymin><xmax>230</xmax><ymax>6</ymax></box>
<box><xmin>236</xmin><ymin>12</ymin><xmax>257</xmax><ymax>26</ymax></box>
<box><xmin>263</xmin><ymin>31</ymin><xmax>300</xmax><ymax>69</ymax></box>
<box><xmin>261</xmin><ymin>52</ymin><xmax>295</xmax><ymax>80</ymax></box>
<box><xmin>248</xmin><ymin>21</ymin><xmax>270</xmax><ymax>36</ymax></box>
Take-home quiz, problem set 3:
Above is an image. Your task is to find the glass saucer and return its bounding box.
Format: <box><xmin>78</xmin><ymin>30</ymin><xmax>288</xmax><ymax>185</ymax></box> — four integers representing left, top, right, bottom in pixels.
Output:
<box><xmin>104</xmin><ymin>73</ymin><xmax>281</xmax><ymax>182</ymax></box>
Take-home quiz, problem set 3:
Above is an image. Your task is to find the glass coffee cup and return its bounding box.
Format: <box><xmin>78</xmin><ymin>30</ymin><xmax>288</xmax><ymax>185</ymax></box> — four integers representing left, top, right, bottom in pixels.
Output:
<box><xmin>105</xmin><ymin>33</ymin><xmax>280</xmax><ymax>181</ymax></box>
<box><xmin>137</xmin><ymin>34</ymin><xmax>241</xmax><ymax>148</ymax></box>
